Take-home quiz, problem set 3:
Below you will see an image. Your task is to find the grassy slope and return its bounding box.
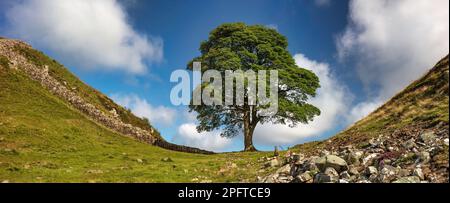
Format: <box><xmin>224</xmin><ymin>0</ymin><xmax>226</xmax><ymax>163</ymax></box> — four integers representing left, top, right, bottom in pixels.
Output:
<box><xmin>1</xmin><ymin>38</ymin><xmax>447</xmax><ymax>182</ymax></box>
<box><xmin>294</xmin><ymin>55</ymin><xmax>449</xmax><ymax>154</ymax></box>
<box><xmin>12</xmin><ymin>44</ymin><xmax>162</xmax><ymax>139</ymax></box>
<box><xmin>0</xmin><ymin>54</ymin><xmax>273</xmax><ymax>183</ymax></box>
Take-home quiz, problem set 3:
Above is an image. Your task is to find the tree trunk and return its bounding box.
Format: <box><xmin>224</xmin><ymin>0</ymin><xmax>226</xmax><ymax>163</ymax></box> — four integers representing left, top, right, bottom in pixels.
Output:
<box><xmin>243</xmin><ymin>108</ymin><xmax>257</xmax><ymax>152</ymax></box>
<box><xmin>244</xmin><ymin>125</ymin><xmax>256</xmax><ymax>151</ymax></box>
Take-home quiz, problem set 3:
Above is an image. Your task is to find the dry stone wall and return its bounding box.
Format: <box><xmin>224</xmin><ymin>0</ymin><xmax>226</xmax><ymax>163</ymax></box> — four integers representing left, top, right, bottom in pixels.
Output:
<box><xmin>0</xmin><ymin>39</ymin><xmax>213</xmax><ymax>155</ymax></box>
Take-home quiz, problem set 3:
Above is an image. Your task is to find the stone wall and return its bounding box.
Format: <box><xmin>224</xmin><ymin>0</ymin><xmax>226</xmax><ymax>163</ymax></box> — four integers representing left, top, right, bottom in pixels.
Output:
<box><xmin>0</xmin><ymin>39</ymin><xmax>213</xmax><ymax>155</ymax></box>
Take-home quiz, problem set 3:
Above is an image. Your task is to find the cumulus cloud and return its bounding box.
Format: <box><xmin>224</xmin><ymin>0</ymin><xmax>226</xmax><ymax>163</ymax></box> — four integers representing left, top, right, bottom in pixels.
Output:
<box><xmin>111</xmin><ymin>93</ymin><xmax>176</xmax><ymax>125</ymax></box>
<box><xmin>172</xmin><ymin>123</ymin><xmax>233</xmax><ymax>152</ymax></box>
<box><xmin>253</xmin><ymin>53</ymin><xmax>352</xmax><ymax>145</ymax></box>
<box><xmin>337</xmin><ymin>0</ymin><xmax>449</xmax><ymax>115</ymax></box>
<box><xmin>346</xmin><ymin>100</ymin><xmax>384</xmax><ymax>123</ymax></box>
<box><xmin>4</xmin><ymin>0</ymin><xmax>163</xmax><ymax>74</ymax></box>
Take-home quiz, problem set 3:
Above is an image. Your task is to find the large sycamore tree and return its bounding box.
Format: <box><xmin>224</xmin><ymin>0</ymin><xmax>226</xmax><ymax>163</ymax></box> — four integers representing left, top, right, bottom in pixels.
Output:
<box><xmin>188</xmin><ymin>23</ymin><xmax>320</xmax><ymax>151</ymax></box>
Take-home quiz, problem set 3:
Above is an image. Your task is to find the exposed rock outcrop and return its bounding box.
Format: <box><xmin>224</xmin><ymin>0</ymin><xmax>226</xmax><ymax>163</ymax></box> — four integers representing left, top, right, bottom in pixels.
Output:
<box><xmin>261</xmin><ymin>126</ymin><xmax>449</xmax><ymax>183</ymax></box>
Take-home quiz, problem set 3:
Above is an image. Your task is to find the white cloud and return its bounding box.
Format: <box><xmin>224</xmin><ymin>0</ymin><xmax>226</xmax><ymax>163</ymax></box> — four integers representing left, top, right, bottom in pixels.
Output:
<box><xmin>253</xmin><ymin>53</ymin><xmax>352</xmax><ymax>145</ymax></box>
<box><xmin>4</xmin><ymin>0</ymin><xmax>163</xmax><ymax>74</ymax></box>
<box><xmin>314</xmin><ymin>0</ymin><xmax>331</xmax><ymax>7</ymax></box>
<box><xmin>172</xmin><ymin>123</ymin><xmax>232</xmax><ymax>152</ymax></box>
<box><xmin>346</xmin><ymin>100</ymin><xmax>384</xmax><ymax>123</ymax></box>
<box><xmin>111</xmin><ymin>93</ymin><xmax>176</xmax><ymax>125</ymax></box>
<box><xmin>337</xmin><ymin>0</ymin><xmax>449</xmax><ymax>101</ymax></box>
<box><xmin>182</xmin><ymin>111</ymin><xmax>198</xmax><ymax>123</ymax></box>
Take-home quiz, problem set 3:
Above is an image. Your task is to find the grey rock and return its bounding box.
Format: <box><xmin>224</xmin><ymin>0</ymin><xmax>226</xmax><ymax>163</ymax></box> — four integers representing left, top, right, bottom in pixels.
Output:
<box><xmin>262</xmin><ymin>172</ymin><xmax>280</xmax><ymax>183</ymax></box>
<box><xmin>379</xmin><ymin>165</ymin><xmax>398</xmax><ymax>183</ymax></box>
<box><xmin>320</xmin><ymin>150</ymin><xmax>331</xmax><ymax>156</ymax></box>
<box><xmin>419</xmin><ymin>132</ymin><xmax>436</xmax><ymax>144</ymax></box>
<box><xmin>362</xmin><ymin>153</ymin><xmax>379</xmax><ymax>166</ymax></box>
<box><xmin>265</xmin><ymin>158</ymin><xmax>280</xmax><ymax>168</ymax></box>
<box><xmin>368</xmin><ymin>174</ymin><xmax>378</xmax><ymax>182</ymax></box>
<box><xmin>305</xmin><ymin>161</ymin><xmax>320</xmax><ymax>172</ymax></box>
<box><xmin>416</xmin><ymin>151</ymin><xmax>431</xmax><ymax>164</ymax></box>
<box><xmin>346</xmin><ymin>151</ymin><xmax>363</xmax><ymax>165</ymax></box>
<box><xmin>348</xmin><ymin>166</ymin><xmax>360</xmax><ymax>176</ymax></box>
<box><xmin>338</xmin><ymin>179</ymin><xmax>349</xmax><ymax>183</ymax></box>
<box><xmin>323</xmin><ymin>167</ymin><xmax>339</xmax><ymax>183</ymax></box>
<box><xmin>340</xmin><ymin>171</ymin><xmax>351</xmax><ymax>180</ymax></box>
<box><xmin>275</xmin><ymin>164</ymin><xmax>291</xmax><ymax>176</ymax></box>
<box><xmin>295</xmin><ymin>171</ymin><xmax>313</xmax><ymax>183</ymax></box>
<box><xmin>413</xmin><ymin>168</ymin><xmax>424</xmax><ymax>180</ymax></box>
<box><xmin>366</xmin><ymin>166</ymin><xmax>378</xmax><ymax>175</ymax></box>
<box><xmin>393</xmin><ymin>176</ymin><xmax>421</xmax><ymax>183</ymax></box>
<box><xmin>314</xmin><ymin>173</ymin><xmax>337</xmax><ymax>183</ymax></box>
<box><xmin>315</xmin><ymin>155</ymin><xmax>348</xmax><ymax>172</ymax></box>
<box><xmin>403</xmin><ymin>139</ymin><xmax>416</xmax><ymax>150</ymax></box>
<box><xmin>397</xmin><ymin>168</ymin><xmax>411</xmax><ymax>177</ymax></box>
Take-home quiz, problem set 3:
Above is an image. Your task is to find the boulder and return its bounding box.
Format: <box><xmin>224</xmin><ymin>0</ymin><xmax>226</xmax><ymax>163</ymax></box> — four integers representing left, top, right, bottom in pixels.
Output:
<box><xmin>305</xmin><ymin>159</ymin><xmax>320</xmax><ymax>172</ymax></box>
<box><xmin>419</xmin><ymin>132</ymin><xmax>436</xmax><ymax>144</ymax></box>
<box><xmin>393</xmin><ymin>176</ymin><xmax>421</xmax><ymax>183</ymax></box>
<box><xmin>366</xmin><ymin>166</ymin><xmax>378</xmax><ymax>175</ymax></box>
<box><xmin>275</xmin><ymin>164</ymin><xmax>291</xmax><ymax>176</ymax></box>
<box><xmin>314</xmin><ymin>173</ymin><xmax>337</xmax><ymax>183</ymax></box>
<box><xmin>339</xmin><ymin>179</ymin><xmax>349</xmax><ymax>183</ymax></box>
<box><xmin>398</xmin><ymin>168</ymin><xmax>411</xmax><ymax>177</ymax></box>
<box><xmin>413</xmin><ymin>168</ymin><xmax>424</xmax><ymax>180</ymax></box>
<box><xmin>362</xmin><ymin>153</ymin><xmax>379</xmax><ymax>166</ymax></box>
<box><xmin>315</xmin><ymin>155</ymin><xmax>348</xmax><ymax>172</ymax></box>
<box><xmin>262</xmin><ymin>173</ymin><xmax>279</xmax><ymax>183</ymax></box>
<box><xmin>323</xmin><ymin>167</ymin><xmax>339</xmax><ymax>183</ymax></box>
<box><xmin>379</xmin><ymin>165</ymin><xmax>398</xmax><ymax>183</ymax></box>
<box><xmin>265</xmin><ymin>158</ymin><xmax>280</xmax><ymax>168</ymax></box>
<box><xmin>340</xmin><ymin>171</ymin><xmax>351</xmax><ymax>180</ymax></box>
<box><xmin>416</xmin><ymin>151</ymin><xmax>431</xmax><ymax>164</ymax></box>
<box><xmin>320</xmin><ymin>150</ymin><xmax>331</xmax><ymax>156</ymax></box>
<box><xmin>346</xmin><ymin>151</ymin><xmax>363</xmax><ymax>165</ymax></box>
<box><xmin>295</xmin><ymin>171</ymin><xmax>313</xmax><ymax>183</ymax></box>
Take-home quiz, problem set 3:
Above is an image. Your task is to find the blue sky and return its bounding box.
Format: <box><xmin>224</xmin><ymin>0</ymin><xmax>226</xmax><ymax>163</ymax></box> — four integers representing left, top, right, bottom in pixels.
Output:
<box><xmin>1</xmin><ymin>0</ymin><xmax>448</xmax><ymax>152</ymax></box>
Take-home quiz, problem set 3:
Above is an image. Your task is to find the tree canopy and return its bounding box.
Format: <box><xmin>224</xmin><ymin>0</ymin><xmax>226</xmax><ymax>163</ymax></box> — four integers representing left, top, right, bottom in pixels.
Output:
<box><xmin>187</xmin><ymin>22</ymin><xmax>320</xmax><ymax>151</ymax></box>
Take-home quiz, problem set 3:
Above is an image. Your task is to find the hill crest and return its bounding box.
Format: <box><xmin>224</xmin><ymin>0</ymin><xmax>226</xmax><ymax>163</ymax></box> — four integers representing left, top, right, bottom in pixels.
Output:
<box><xmin>0</xmin><ymin>38</ymin><xmax>212</xmax><ymax>154</ymax></box>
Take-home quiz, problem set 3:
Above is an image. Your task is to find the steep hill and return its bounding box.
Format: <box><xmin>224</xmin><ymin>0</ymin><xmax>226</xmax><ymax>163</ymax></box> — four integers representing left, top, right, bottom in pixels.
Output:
<box><xmin>0</xmin><ymin>37</ymin><xmax>448</xmax><ymax>183</ymax></box>
<box><xmin>263</xmin><ymin>55</ymin><xmax>449</xmax><ymax>183</ymax></box>
<box><xmin>0</xmin><ymin>39</ymin><xmax>211</xmax><ymax>154</ymax></box>
<box><xmin>0</xmin><ymin>38</ymin><xmax>273</xmax><ymax>182</ymax></box>
<box><xmin>296</xmin><ymin>55</ymin><xmax>449</xmax><ymax>152</ymax></box>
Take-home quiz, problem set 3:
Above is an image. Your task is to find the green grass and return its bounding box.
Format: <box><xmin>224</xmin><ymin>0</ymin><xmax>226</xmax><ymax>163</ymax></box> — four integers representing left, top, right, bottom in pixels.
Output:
<box><xmin>1</xmin><ymin>39</ymin><xmax>447</xmax><ymax>182</ymax></box>
<box><xmin>0</xmin><ymin>55</ymin><xmax>9</xmax><ymax>69</ymax></box>
<box><xmin>13</xmin><ymin>44</ymin><xmax>162</xmax><ymax>138</ymax></box>
<box><xmin>0</xmin><ymin>63</ymin><xmax>274</xmax><ymax>183</ymax></box>
<box><xmin>292</xmin><ymin>55</ymin><xmax>449</xmax><ymax>154</ymax></box>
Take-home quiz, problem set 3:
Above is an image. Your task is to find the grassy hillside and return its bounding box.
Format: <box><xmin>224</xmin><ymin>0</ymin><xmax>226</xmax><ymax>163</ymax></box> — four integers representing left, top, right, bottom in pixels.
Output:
<box><xmin>3</xmin><ymin>41</ymin><xmax>159</xmax><ymax>139</ymax></box>
<box><xmin>11</xmin><ymin>43</ymin><xmax>162</xmax><ymax>138</ymax></box>
<box><xmin>294</xmin><ymin>55</ymin><xmax>449</xmax><ymax>153</ymax></box>
<box><xmin>0</xmin><ymin>42</ymin><xmax>274</xmax><ymax>183</ymax></box>
<box><xmin>0</xmin><ymin>37</ymin><xmax>447</xmax><ymax>183</ymax></box>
